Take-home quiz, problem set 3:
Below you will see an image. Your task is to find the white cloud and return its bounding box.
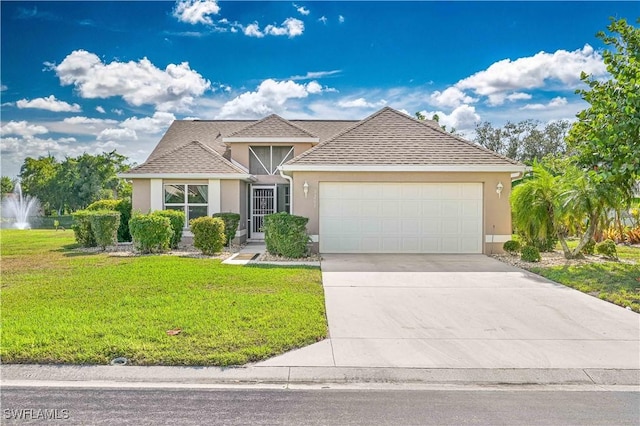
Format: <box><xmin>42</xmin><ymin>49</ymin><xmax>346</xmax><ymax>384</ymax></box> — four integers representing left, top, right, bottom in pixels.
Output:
<box><xmin>0</xmin><ymin>85</ymin><xmax>7</xmax><ymax>92</ymax></box>
<box><xmin>243</xmin><ymin>23</ymin><xmax>263</xmax><ymax>38</ymax></box>
<box><xmin>318</xmin><ymin>16</ymin><xmax>327</xmax><ymax>24</ymax></box>
<box><xmin>96</xmin><ymin>106</ymin><xmax>106</xmax><ymax>113</ymax></box>
<box><xmin>338</xmin><ymin>15</ymin><xmax>345</xmax><ymax>23</ymax></box>
<box><xmin>289</xmin><ymin>70</ymin><xmax>341</xmax><ymax>80</ymax></box>
<box><xmin>520</xmin><ymin>96</ymin><xmax>569</xmax><ymax>111</ymax></box>
<box><xmin>0</xmin><ymin>121</ymin><xmax>49</xmax><ymax>137</ymax></box>
<box><xmin>112</xmin><ymin>109</ymin><xmax>124</xmax><ymax>116</ymax></box>
<box><xmin>51</xmin><ymin>50</ymin><xmax>211</xmax><ymax>112</ymax></box>
<box><xmin>16</xmin><ymin>95</ymin><xmax>81</xmax><ymax>112</ymax></box>
<box><xmin>97</xmin><ymin>128</ymin><xmax>138</xmax><ymax>141</ymax></box>
<box><xmin>306</xmin><ymin>81</ymin><xmax>322</xmax><ymax>94</ymax></box>
<box><xmin>338</xmin><ymin>97</ymin><xmax>387</xmax><ymax>109</ymax></box>
<box><xmin>120</xmin><ymin>111</ymin><xmax>176</xmax><ymax>134</ymax></box>
<box><xmin>456</xmin><ymin>44</ymin><xmax>605</xmax><ymax>103</ymax></box>
<box><xmin>418</xmin><ymin>105</ymin><xmax>481</xmax><ymax>132</ymax></box>
<box><xmin>293</xmin><ymin>3</ymin><xmax>310</xmax><ymax>15</ymax></box>
<box><xmin>173</xmin><ymin>0</ymin><xmax>220</xmax><ymax>25</ymax></box>
<box><xmin>264</xmin><ymin>18</ymin><xmax>304</xmax><ymax>38</ymax></box>
<box><xmin>217</xmin><ymin>79</ymin><xmax>323</xmax><ymax>119</ymax></box>
<box><xmin>429</xmin><ymin>87</ymin><xmax>477</xmax><ymax>108</ymax></box>
<box><xmin>63</xmin><ymin>116</ymin><xmax>117</xmax><ymax>126</ymax></box>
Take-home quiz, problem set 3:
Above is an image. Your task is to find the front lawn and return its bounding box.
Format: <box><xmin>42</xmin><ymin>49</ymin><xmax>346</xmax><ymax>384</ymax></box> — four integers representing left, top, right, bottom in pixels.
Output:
<box><xmin>1</xmin><ymin>230</ymin><xmax>326</xmax><ymax>366</ymax></box>
<box><xmin>527</xmin><ymin>242</ymin><xmax>640</xmax><ymax>313</ymax></box>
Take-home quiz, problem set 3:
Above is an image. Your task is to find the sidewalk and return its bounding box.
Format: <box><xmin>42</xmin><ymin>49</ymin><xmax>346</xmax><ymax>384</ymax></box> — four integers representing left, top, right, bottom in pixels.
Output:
<box><xmin>2</xmin><ymin>364</ymin><xmax>639</xmax><ymax>389</ymax></box>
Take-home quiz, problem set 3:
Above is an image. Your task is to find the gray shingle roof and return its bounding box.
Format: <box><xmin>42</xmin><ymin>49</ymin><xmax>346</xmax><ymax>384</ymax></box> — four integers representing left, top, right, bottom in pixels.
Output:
<box><xmin>287</xmin><ymin>107</ymin><xmax>521</xmax><ymax>166</ymax></box>
<box><xmin>226</xmin><ymin>114</ymin><xmax>317</xmax><ymax>138</ymax></box>
<box><xmin>123</xmin><ymin>141</ymin><xmax>247</xmax><ymax>175</ymax></box>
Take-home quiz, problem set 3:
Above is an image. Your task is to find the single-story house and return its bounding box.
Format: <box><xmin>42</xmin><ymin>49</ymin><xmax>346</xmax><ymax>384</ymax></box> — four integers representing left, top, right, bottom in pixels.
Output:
<box><xmin>120</xmin><ymin>107</ymin><xmax>527</xmax><ymax>254</ymax></box>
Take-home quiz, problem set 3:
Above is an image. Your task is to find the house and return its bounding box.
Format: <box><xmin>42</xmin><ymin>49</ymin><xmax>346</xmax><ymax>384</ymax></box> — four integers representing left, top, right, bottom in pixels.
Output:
<box><xmin>120</xmin><ymin>107</ymin><xmax>527</xmax><ymax>254</ymax></box>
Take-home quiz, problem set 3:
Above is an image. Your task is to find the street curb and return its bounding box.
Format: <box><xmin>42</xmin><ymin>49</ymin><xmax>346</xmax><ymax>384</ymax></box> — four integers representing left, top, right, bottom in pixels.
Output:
<box><xmin>2</xmin><ymin>365</ymin><xmax>638</xmax><ymax>387</ymax></box>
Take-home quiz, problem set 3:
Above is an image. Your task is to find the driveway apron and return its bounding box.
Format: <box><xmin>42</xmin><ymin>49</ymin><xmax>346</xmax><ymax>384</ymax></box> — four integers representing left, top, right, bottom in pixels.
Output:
<box><xmin>259</xmin><ymin>254</ymin><xmax>640</xmax><ymax>369</ymax></box>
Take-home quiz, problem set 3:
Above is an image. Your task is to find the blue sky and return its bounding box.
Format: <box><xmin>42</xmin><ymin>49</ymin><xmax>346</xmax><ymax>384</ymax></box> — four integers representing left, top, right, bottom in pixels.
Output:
<box><xmin>1</xmin><ymin>1</ymin><xmax>638</xmax><ymax>177</ymax></box>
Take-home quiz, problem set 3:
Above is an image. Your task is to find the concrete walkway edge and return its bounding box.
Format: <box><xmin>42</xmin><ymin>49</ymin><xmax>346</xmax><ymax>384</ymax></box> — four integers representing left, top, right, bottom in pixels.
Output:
<box><xmin>2</xmin><ymin>365</ymin><xmax>638</xmax><ymax>388</ymax></box>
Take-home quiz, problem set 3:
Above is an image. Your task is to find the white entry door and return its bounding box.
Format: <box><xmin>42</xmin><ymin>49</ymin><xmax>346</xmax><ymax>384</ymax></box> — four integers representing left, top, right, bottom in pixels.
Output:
<box><xmin>250</xmin><ymin>186</ymin><xmax>275</xmax><ymax>239</ymax></box>
<box><xmin>319</xmin><ymin>182</ymin><xmax>483</xmax><ymax>253</ymax></box>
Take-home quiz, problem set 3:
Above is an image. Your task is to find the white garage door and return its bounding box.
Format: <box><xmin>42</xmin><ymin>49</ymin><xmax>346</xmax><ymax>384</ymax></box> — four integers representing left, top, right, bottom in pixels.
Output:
<box><xmin>319</xmin><ymin>182</ymin><xmax>483</xmax><ymax>253</ymax></box>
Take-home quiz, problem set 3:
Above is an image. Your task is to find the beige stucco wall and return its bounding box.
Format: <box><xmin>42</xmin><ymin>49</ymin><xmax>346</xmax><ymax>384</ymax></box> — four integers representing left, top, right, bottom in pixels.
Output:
<box><xmin>229</xmin><ymin>143</ymin><xmax>314</xmax><ymax>169</ymax></box>
<box><xmin>290</xmin><ymin>171</ymin><xmax>513</xmax><ymax>254</ymax></box>
<box><xmin>131</xmin><ymin>179</ymin><xmax>151</xmax><ymax>213</ymax></box>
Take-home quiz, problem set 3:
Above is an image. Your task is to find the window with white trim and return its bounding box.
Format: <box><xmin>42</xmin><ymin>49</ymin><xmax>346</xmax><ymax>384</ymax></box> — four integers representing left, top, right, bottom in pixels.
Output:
<box><xmin>164</xmin><ymin>184</ymin><xmax>208</xmax><ymax>225</ymax></box>
<box><xmin>249</xmin><ymin>146</ymin><xmax>294</xmax><ymax>175</ymax></box>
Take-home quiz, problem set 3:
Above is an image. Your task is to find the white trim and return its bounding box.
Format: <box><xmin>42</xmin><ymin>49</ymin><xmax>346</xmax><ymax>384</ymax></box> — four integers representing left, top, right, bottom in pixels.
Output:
<box><xmin>485</xmin><ymin>235</ymin><xmax>513</xmax><ymax>243</ymax></box>
<box><xmin>235</xmin><ymin>229</ymin><xmax>247</xmax><ymax>237</ymax></box>
<box><xmin>208</xmin><ymin>179</ymin><xmax>221</xmax><ymax>215</ymax></box>
<box><xmin>118</xmin><ymin>173</ymin><xmax>254</xmax><ymax>180</ymax></box>
<box><xmin>150</xmin><ymin>179</ymin><xmax>163</xmax><ymax>211</ymax></box>
<box><xmin>309</xmin><ymin>234</ymin><xmax>319</xmax><ymax>243</ymax></box>
<box><xmin>280</xmin><ymin>165</ymin><xmax>527</xmax><ymax>173</ymax></box>
<box><xmin>223</xmin><ymin>137</ymin><xmax>319</xmax><ymax>143</ymax></box>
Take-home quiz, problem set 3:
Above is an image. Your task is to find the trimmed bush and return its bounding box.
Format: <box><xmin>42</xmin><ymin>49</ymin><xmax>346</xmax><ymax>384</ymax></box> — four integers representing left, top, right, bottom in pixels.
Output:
<box><xmin>503</xmin><ymin>240</ymin><xmax>521</xmax><ymax>255</ymax></box>
<box><xmin>129</xmin><ymin>214</ymin><xmax>173</xmax><ymax>254</ymax></box>
<box><xmin>190</xmin><ymin>217</ymin><xmax>226</xmax><ymax>255</ymax></box>
<box><xmin>88</xmin><ymin>211</ymin><xmax>120</xmax><ymax>250</ymax></box>
<box><xmin>581</xmin><ymin>239</ymin><xmax>596</xmax><ymax>255</ymax></box>
<box><xmin>71</xmin><ymin>210</ymin><xmax>97</xmax><ymax>248</ymax></box>
<box><xmin>264</xmin><ymin>212</ymin><xmax>310</xmax><ymax>258</ymax></box>
<box><xmin>212</xmin><ymin>212</ymin><xmax>241</xmax><ymax>246</ymax></box>
<box><xmin>521</xmin><ymin>245</ymin><xmax>541</xmax><ymax>262</ymax></box>
<box><xmin>596</xmin><ymin>239</ymin><xmax>618</xmax><ymax>260</ymax></box>
<box><xmin>153</xmin><ymin>210</ymin><xmax>185</xmax><ymax>249</ymax></box>
<box><xmin>87</xmin><ymin>199</ymin><xmax>132</xmax><ymax>242</ymax></box>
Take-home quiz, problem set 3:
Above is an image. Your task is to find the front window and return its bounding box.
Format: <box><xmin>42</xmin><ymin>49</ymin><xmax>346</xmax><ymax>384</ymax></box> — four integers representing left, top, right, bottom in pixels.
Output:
<box><xmin>249</xmin><ymin>146</ymin><xmax>294</xmax><ymax>175</ymax></box>
<box><xmin>164</xmin><ymin>184</ymin><xmax>208</xmax><ymax>226</ymax></box>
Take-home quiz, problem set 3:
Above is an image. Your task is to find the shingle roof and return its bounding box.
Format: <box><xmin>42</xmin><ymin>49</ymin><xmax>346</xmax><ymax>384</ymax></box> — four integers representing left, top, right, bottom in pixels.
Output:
<box><xmin>287</xmin><ymin>107</ymin><xmax>521</xmax><ymax>166</ymax></box>
<box><xmin>226</xmin><ymin>114</ymin><xmax>317</xmax><ymax>138</ymax></box>
<box><xmin>123</xmin><ymin>141</ymin><xmax>247</xmax><ymax>175</ymax></box>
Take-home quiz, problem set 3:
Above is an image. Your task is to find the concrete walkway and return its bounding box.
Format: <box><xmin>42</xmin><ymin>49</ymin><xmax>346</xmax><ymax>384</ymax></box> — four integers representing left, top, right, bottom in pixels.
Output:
<box><xmin>259</xmin><ymin>254</ymin><xmax>640</xmax><ymax>370</ymax></box>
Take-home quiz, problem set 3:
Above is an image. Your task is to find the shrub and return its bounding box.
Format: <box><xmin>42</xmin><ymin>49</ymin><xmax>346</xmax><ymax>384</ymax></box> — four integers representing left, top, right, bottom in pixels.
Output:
<box><xmin>626</xmin><ymin>227</ymin><xmax>640</xmax><ymax>244</ymax></box>
<box><xmin>521</xmin><ymin>245</ymin><xmax>541</xmax><ymax>262</ymax></box>
<box><xmin>71</xmin><ymin>210</ymin><xmax>97</xmax><ymax>247</ymax></box>
<box><xmin>190</xmin><ymin>217</ymin><xmax>226</xmax><ymax>255</ymax></box>
<box><xmin>88</xmin><ymin>211</ymin><xmax>120</xmax><ymax>250</ymax></box>
<box><xmin>503</xmin><ymin>240</ymin><xmax>521</xmax><ymax>255</ymax></box>
<box><xmin>596</xmin><ymin>239</ymin><xmax>618</xmax><ymax>260</ymax></box>
<box><xmin>153</xmin><ymin>210</ymin><xmax>185</xmax><ymax>249</ymax></box>
<box><xmin>212</xmin><ymin>212</ymin><xmax>241</xmax><ymax>246</ymax></box>
<box><xmin>129</xmin><ymin>214</ymin><xmax>173</xmax><ymax>254</ymax></box>
<box><xmin>581</xmin><ymin>238</ymin><xmax>596</xmax><ymax>255</ymax></box>
<box><xmin>87</xmin><ymin>199</ymin><xmax>132</xmax><ymax>242</ymax></box>
<box><xmin>264</xmin><ymin>212</ymin><xmax>310</xmax><ymax>258</ymax></box>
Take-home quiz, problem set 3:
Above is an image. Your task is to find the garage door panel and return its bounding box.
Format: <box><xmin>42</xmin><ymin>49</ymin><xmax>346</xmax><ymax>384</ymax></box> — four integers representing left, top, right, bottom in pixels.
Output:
<box><xmin>319</xmin><ymin>182</ymin><xmax>483</xmax><ymax>253</ymax></box>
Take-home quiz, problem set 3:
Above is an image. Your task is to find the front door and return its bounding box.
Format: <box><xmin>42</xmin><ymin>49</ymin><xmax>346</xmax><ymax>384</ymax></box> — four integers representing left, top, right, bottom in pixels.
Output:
<box><xmin>250</xmin><ymin>186</ymin><xmax>276</xmax><ymax>239</ymax></box>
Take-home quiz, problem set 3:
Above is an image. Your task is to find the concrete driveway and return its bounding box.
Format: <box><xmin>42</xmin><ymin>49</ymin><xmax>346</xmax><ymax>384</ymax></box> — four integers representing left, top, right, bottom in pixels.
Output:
<box><xmin>259</xmin><ymin>254</ymin><xmax>640</xmax><ymax>369</ymax></box>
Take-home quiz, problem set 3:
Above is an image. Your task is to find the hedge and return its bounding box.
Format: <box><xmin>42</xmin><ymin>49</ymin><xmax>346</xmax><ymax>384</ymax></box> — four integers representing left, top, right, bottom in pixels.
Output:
<box><xmin>190</xmin><ymin>217</ymin><xmax>226</xmax><ymax>255</ymax></box>
<box><xmin>71</xmin><ymin>210</ymin><xmax>97</xmax><ymax>248</ymax></box>
<box><xmin>153</xmin><ymin>210</ymin><xmax>185</xmax><ymax>249</ymax></box>
<box><xmin>129</xmin><ymin>214</ymin><xmax>173</xmax><ymax>254</ymax></box>
<box><xmin>596</xmin><ymin>239</ymin><xmax>618</xmax><ymax>260</ymax></box>
<box><xmin>87</xmin><ymin>199</ymin><xmax>132</xmax><ymax>242</ymax></box>
<box><xmin>264</xmin><ymin>212</ymin><xmax>309</xmax><ymax>258</ymax></box>
<box><xmin>88</xmin><ymin>211</ymin><xmax>121</xmax><ymax>250</ymax></box>
<box><xmin>212</xmin><ymin>212</ymin><xmax>241</xmax><ymax>246</ymax></box>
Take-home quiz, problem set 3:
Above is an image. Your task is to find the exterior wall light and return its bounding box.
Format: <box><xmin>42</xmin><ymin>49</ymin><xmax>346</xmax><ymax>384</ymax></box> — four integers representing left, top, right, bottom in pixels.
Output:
<box><xmin>496</xmin><ymin>181</ymin><xmax>504</xmax><ymax>199</ymax></box>
<box><xmin>303</xmin><ymin>181</ymin><xmax>309</xmax><ymax>198</ymax></box>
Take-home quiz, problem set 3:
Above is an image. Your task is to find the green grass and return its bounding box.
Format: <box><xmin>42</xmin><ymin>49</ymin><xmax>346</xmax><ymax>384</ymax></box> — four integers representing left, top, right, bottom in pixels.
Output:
<box><xmin>529</xmin><ymin>240</ymin><xmax>640</xmax><ymax>313</ymax></box>
<box><xmin>1</xmin><ymin>230</ymin><xmax>327</xmax><ymax>366</ymax></box>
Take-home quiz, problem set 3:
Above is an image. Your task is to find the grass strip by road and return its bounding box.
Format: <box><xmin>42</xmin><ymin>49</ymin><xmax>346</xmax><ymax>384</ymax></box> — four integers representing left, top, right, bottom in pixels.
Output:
<box><xmin>1</xmin><ymin>230</ymin><xmax>327</xmax><ymax>366</ymax></box>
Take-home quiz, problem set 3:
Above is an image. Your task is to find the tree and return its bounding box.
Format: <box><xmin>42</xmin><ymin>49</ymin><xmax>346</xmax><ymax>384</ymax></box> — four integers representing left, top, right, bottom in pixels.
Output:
<box><xmin>474</xmin><ymin>120</ymin><xmax>570</xmax><ymax>163</ymax></box>
<box><xmin>1</xmin><ymin>176</ymin><xmax>15</xmax><ymax>197</ymax></box>
<box><xmin>567</xmin><ymin>18</ymin><xmax>640</xmax><ymax>199</ymax></box>
<box><xmin>415</xmin><ymin>111</ymin><xmax>457</xmax><ymax>134</ymax></box>
<box><xmin>19</xmin><ymin>155</ymin><xmax>60</xmax><ymax>213</ymax></box>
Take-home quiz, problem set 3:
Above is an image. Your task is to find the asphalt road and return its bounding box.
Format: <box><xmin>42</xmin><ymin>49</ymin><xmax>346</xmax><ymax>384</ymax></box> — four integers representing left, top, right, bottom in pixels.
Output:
<box><xmin>2</xmin><ymin>387</ymin><xmax>638</xmax><ymax>425</ymax></box>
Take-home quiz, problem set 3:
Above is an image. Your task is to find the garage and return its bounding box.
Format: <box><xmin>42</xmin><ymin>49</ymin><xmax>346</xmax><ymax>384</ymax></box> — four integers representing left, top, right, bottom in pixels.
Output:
<box><xmin>319</xmin><ymin>182</ymin><xmax>483</xmax><ymax>253</ymax></box>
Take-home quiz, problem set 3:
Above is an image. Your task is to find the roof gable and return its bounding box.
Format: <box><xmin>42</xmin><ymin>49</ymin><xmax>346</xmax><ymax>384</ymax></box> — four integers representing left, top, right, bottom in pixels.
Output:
<box><xmin>287</xmin><ymin>107</ymin><xmax>521</xmax><ymax>167</ymax></box>
<box><xmin>225</xmin><ymin>114</ymin><xmax>317</xmax><ymax>139</ymax></box>
<box><xmin>123</xmin><ymin>140</ymin><xmax>248</xmax><ymax>175</ymax></box>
